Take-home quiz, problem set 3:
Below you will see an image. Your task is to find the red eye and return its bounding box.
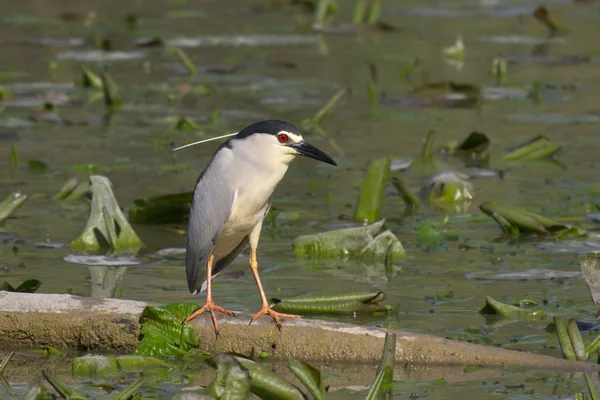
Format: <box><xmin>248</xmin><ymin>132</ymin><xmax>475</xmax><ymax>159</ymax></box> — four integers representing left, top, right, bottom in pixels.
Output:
<box><xmin>277</xmin><ymin>133</ymin><xmax>289</xmax><ymax>143</ymax></box>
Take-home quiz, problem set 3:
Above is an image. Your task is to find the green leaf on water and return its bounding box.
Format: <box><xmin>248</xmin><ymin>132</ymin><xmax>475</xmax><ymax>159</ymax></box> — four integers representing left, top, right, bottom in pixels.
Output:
<box><xmin>533</xmin><ymin>6</ymin><xmax>568</xmax><ymax>36</ymax></box>
<box><xmin>409</xmin><ymin>130</ymin><xmax>447</xmax><ymax>176</ymax></box>
<box><xmin>30</xmin><ymin>346</ymin><xmax>64</xmax><ymax>358</ymax></box>
<box><xmin>10</xmin><ymin>144</ymin><xmax>18</xmax><ymax>169</ymax></box>
<box><xmin>375</xmin><ymin>332</ymin><xmax>396</xmax><ymax>394</ymax></box>
<box><xmin>584</xmin><ymin>372</ymin><xmax>600</xmax><ymax>400</ymax></box>
<box><xmin>293</xmin><ymin>219</ymin><xmax>385</xmax><ymax>259</ymax></box>
<box><xmin>28</xmin><ymin>159</ymin><xmax>48</xmax><ymax>174</ymax></box>
<box><xmin>52</xmin><ymin>177</ymin><xmax>79</xmax><ymax>201</ymax></box>
<box><xmin>416</xmin><ymin>222</ymin><xmax>441</xmax><ymax>250</ymax></box>
<box><xmin>554</xmin><ymin>317</ymin><xmax>576</xmax><ymax>360</ymax></box>
<box><xmin>100</xmin><ymin>72</ymin><xmax>123</xmax><ymax>111</ymax></box>
<box><xmin>480</xmin><ymin>202</ymin><xmax>567</xmax><ymax>235</ymax></box>
<box><xmin>463</xmin><ymin>364</ymin><xmax>485</xmax><ymax>373</ymax></box>
<box><xmin>289</xmin><ymin>356</ymin><xmax>326</xmax><ymax>400</ymax></box>
<box><xmin>207</xmin><ymin>354</ymin><xmax>252</xmax><ymax>400</ymax></box>
<box><xmin>312</xmin><ymin>87</ymin><xmax>347</xmax><ymax>125</ymax></box>
<box><xmin>419</xmin><ymin>171</ymin><xmax>474</xmax><ymax>203</ymax></box>
<box><xmin>553</xmin><ymin>224</ymin><xmax>588</xmax><ymax>240</ymax></box>
<box><xmin>354</xmin><ymin>157</ymin><xmax>390</xmax><ymax>224</ymax></box>
<box><xmin>480</xmin><ymin>296</ymin><xmax>547</xmax><ymax>320</ymax></box>
<box><xmin>0</xmin><ymin>86</ymin><xmax>14</xmax><ymax>100</ymax></box>
<box><xmin>230</xmin><ymin>355</ymin><xmax>306</xmax><ymax>400</ymax></box>
<box><xmin>567</xmin><ymin>318</ymin><xmax>587</xmax><ymax>361</ymax></box>
<box><xmin>78</xmin><ymin>67</ymin><xmax>103</xmax><ymax>89</ymax></box>
<box><xmin>170</xmin><ymin>47</ymin><xmax>197</xmax><ymax>77</ymax></box>
<box><xmin>134</xmin><ymin>303</ymin><xmax>200</xmax><ymax>358</ymax></box>
<box><xmin>0</xmin><ymin>351</ymin><xmax>14</xmax><ymax>375</ymax></box>
<box><xmin>22</xmin><ymin>376</ymin><xmax>49</xmax><ymax>400</ymax></box>
<box><xmin>0</xmin><ymin>279</ymin><xmax>41</xmax><ymax>293</ymax></box>
<box><xmin>271</xmin><ymin>292</ymin><xmax>387</xmax><ymax>314</ymax></box>
<box><xmin>115</xmin><ymin>355</ymin><xmax>168</xmax><ymax>371</ymax></box>
<box><xmin>365</xmin><ymin>333</ymin><xmax>395</xmax><ymax>399</ymax></box>
<box><xmin>70</xmin><ymin>176</ymin><xmax>143</xmax><ymax>253</ymax></box>
<box><xmin>359</xmin><ymin>229</ymin><xmax>405</xmax><ymax>263</ymax></box>
<box><xmin>453</xmin><ymin>131</ymin><xmax>490</xmax><ymax>156</ymax></box>
<box><xmin>72</xmin><ymin>355</ymin><xmax>119</xmax><ymax>379</ymax></box>
<box><xmin>42</xmin><ymin>371</ymin><xmax>88</xmax><ymax>399</ymax></box>
<box><xmin>391</xmin><ymin>177</ymin><xmax>421</xmax><ymax>208</ymax></box>
<box><xmin>314</xmin><ymin>0</ymin><xmax>339</xmax><ymax>25</ymax></box>
<box><xmin>174</xmin><ymin>116</ymin><xmax>198</xmax><ymax>131</ymax></box>
<box><xmin>129</xmin><ymin>191</ymin><xmax>193</xmax><ymax>224</ymax></box>
<box><xmin>16</xmin><ymin>279</ymin><xmax>41</xmax><ymax>293</ymax></box>
<box><xmin>365</xmin><ymin>367</ymin><xmax>385</xmax><ymax>400</ymax></box>
<box><xmin>585</xmin><ymin>333</ymin><xmax>600</xmax><ymax>358</ymax></box>
<box><xmin>503</xmin><ymin>135</ymin><xmax>561</xmax><ymax>161</ymax></box>
<box><xmin>115</xmin><ymin>377</ymin><xmax>145</xmax><ymax>400</ymax></box>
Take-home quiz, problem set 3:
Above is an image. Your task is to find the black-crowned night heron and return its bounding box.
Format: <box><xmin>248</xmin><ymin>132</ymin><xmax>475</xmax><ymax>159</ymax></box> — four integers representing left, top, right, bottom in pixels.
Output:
<box><xmin>175</xmin><ymin>120</ymin><xmax>337</xmax><ymax>336</ymax></box>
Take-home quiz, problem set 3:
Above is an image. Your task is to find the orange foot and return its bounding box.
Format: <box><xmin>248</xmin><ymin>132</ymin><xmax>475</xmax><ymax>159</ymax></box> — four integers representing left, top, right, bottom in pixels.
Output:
<box><xmin>249</xmin><ymin>305</ymin><xmax>301</xmax><ymax>331</ymax></box>
<box><xmin>186</xmin><ymin>298</ymin><xmax>235</xmax><ymax>338</ymax></box>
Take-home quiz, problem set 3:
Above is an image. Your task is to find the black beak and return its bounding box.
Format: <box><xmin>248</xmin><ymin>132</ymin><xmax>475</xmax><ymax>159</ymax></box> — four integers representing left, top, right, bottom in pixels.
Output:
<box><xmin>291</xmin><ymin>141</ymin><xmax>337</xmax><ymax>166</ymax></box>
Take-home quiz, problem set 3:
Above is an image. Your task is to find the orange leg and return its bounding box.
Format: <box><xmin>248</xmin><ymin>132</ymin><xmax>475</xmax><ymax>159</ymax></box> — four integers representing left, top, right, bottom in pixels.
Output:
<box><xmin>186</xmin><ymin>254</ymin><xmax>235</xmax><ymax>338</ymax></box>
<box><xmin>248</xmin><ymin>249</ymin><xmax>301</xmax><ymax>331</ymax></box>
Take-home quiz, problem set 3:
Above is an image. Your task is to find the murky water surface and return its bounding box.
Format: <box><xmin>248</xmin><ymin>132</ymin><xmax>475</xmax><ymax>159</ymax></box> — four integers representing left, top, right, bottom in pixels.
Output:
<box><xmin>1</xmin><ymin>0</ymin><xmax>600</xmax><ymax>398</ymax></box>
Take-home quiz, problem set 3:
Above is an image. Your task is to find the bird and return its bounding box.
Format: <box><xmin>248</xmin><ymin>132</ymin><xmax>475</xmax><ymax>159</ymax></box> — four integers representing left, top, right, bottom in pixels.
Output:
<box><xmin>176</xmin><ymin>120</ymin><xmax>337</xmax><ymax>336</ymax></box>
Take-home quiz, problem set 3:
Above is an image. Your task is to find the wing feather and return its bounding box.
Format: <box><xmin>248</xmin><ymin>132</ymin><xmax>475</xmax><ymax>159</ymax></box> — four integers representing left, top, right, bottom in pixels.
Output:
<box><xmin>185</xmin><ymin>147</ymin><xmax>236</xmax><ymax>295</ymax></box>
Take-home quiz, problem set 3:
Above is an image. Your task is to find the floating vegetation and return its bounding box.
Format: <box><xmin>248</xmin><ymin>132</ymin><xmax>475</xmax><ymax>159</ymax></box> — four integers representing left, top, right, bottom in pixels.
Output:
<box><xmin>408</xmin><ymin>130</ymin><xmax>448</xmax><ymax>176</ymax></box>
<box><xmin>100</xmin><ymin>72</ymin><xmax>123</xmax><ymax>111</ymax></box>
<box><xmin>354</xmin><ymin>157</ymin><xmax>390</xmax><ymax>223</ymax></box>
<box><xmin>480</xmin><ymin>296</ymin><xmax>547</xmax><ymax>320</ymax></box>
<box><xmin>492</xmin><ymin>56</ymin><xmax>507</xmax><ymax>86</ymax></box>
<box><xmin>0</xmin><ymin>352</ymin><xmax>14</xmax><ymax>376</ymax></box>
<box><xmin>129</xmin><ymin>191</ymin><xmax>193</xmax><ymax>224</ymax></box>
<box><xmin>503</xmin><ymin>135</ymin><xmax>561</xmax><ymax>161</ymax></box>
<box><xmin>313</xmin><ymin>0</ymin><xmax>396</xmax><ymax>33</ymax></box>
<box><xmin>442</xmin><ymin>35</ymin><xmax>465</xmax><ymax>60</ymax></box>
<box><xmin>366</xmin><ymin>332</ymin><xmax>396</xmax><ymax>398</ymax></box>
<box><xmin>293</xmin><ymin>220</ymin><xmax>405</xmax><ymax>261</ymax></box>
<box><xmin>390</xmin><ymin>177</ymin><xmax>421</xmax><ymax>209</ymax></box>
<box><xmin>302</xmin><ymin>86</ymin><xmax>347</xmax><ymax>132</ymax></box>
<box><xmin>70</xmin><ymin>176</ymin><xmax>143</xmax><ymax>253</ymax></box>
<box><xmin>206</xmin><ymin>354</ymin><xmax>252</xmax><ymax>399</ymax></box>
<box><xmin>533</xmin><ymin>6</ymin><xmax>568</xmax><ymax>36</ymax></box>
<box><xmin>77</xmin><ymin>67</ymin><xmax>103</xmax><ymax>89</ymax></box>
<box><xmin>271</xmin><ymin>291</ymin><xmax>387</xmax><ymax>314</ymax></box>
<box><xmin>0</xmin><ymin>279</ymin><xmax>41</xmax><ymax>293</ymax></box>
<box><xmin>42</xmin><ymin>371</ymin><xmax>88</xmax><ymax>400</ymax></box>
<box><xmin>0</xmin><ymin>192</ymin><xmax>27</xmax><ymax>224</ymax></box>
<box><xmin>480</xmin><ymin>202</ymin><xmax>570</xmax><ymax>236</ymax></box>
<box><xmin>52</xmin><ymin>177</ymin><xmax>89</xmax><ymax>201</ymax></box>
<box><xmin>135</xmin><ymin>303</ymin><xmax>201</xmax><ymax>357</ymax></box>
<box><xmin>419</xmin><ymin>171</ymin><xmax>474</xmax><ymax>204</ymax></box>
<box><xmin>169</xmin><ymin>47</ymin><xmax>197</xmax><ymax>77</ymax></box>
<box><xmin>443</xmin><ymin>131</ymin><xmax>490</xmax><ymax>160</ymax></box>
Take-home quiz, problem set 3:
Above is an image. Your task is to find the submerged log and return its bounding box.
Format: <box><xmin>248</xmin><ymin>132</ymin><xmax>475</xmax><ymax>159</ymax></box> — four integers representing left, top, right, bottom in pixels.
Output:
<box><xmin>0</xmin><ymin>292</ymin><xmax>597</xmax><ymax>372</ymax></box>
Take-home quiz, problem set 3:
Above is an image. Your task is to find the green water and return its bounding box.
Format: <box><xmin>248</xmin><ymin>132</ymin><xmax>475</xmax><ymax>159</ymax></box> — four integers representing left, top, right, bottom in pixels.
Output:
<box><xmin>2</xmin><ymin>0</ymin><xmax>600</xmax><ymax>398</ymax></box>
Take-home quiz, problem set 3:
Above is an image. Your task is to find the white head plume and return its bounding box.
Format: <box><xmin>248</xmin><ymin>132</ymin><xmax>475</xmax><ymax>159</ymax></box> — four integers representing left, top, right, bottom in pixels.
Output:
<box><xmin>172</xmin><ymin>132</ymin><xmax>238</xmax><ymax>152</ymax></box>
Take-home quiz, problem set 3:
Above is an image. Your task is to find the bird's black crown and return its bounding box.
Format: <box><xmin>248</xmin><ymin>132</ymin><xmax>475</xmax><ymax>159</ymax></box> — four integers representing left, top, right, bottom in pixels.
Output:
<box><xmin>235</xmin><ymin>120</ymin><xmax>301</xmax><ymax>140</ymax></box>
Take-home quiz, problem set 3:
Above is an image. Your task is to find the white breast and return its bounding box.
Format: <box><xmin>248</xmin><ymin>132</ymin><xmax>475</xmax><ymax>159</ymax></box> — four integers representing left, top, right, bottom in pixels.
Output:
<box><xmin>211</xmin><ymin>137</ymin><xmax>290</xmax><ymax>261</ymax></box>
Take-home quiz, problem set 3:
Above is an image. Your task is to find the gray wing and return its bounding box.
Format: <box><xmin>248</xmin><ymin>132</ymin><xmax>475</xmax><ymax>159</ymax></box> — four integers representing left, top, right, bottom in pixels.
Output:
<box><xmin>186</xmin><ymin>148</ymin><xmax>236</xmax><ymax>295</ymax></box>
<box><xmin>199</xmin><ymin>236</ymin><xmax>249</xmax><ymax>292</ymax></box>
